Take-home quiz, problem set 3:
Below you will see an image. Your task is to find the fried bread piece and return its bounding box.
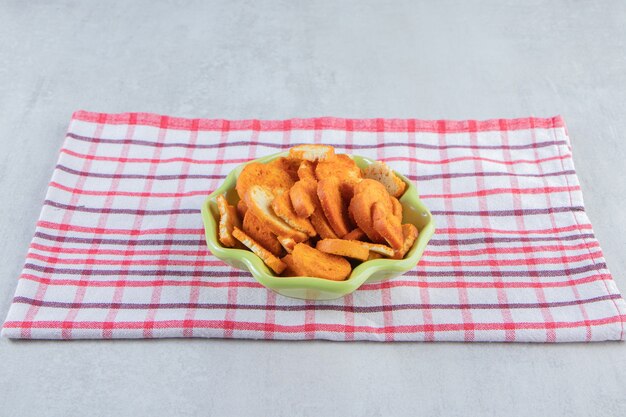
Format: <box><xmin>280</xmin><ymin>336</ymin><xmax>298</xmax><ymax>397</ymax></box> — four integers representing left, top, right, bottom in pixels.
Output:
<box><xmin>372</xmin><ymin>201</ymin><xmax>404</xmax><ymax>250</ymax></box>
<box><xmin>309</xmin><ymin>209</ymin><xmax>339</xmax><ymax>239</ymax></box>
<box><xmin>271</xmin><ymin>191</ymin><xmax>317</xmax><ymax>237</ymax></box>
<box><xmin>316</xmin><ymin>239</ymin><xmax>369</xmax><ymax>261</ymax></box>
<box><xmin>236</xmin><ymin>162</ymin><xmax>294</xmax><ymax>200</ymax></box>
<box><xmin>280</xmin><ymin>254</ymin><xmax>301</xmax><ymax>276</ymax></box>
<box><xmin>232</xmin><ymin>227</ymin><xmax>286</xmax><ymax>274</ymax></box>
<box><xmin>367</xmin><ymin>252</ymin><xmax>383</xmax><ymax>261</ymax></box>
<box><xmin>355</xmin><ymin>241</ymin><xmax>395</xmax><ymax>257</ymax></box>
<box><xmin>237</xmin><ymin>199</ymin><xmax>248</xmax><ymax>219</ymax></box>
<box><xmin>353</xmin><ymin>178</ymin><xmax>392</xmax><ymax>202</ymax></box>
<box><xmin>244</xmin><ymin>185</ymin><xmax>308</xmax><ymax>241</ymax></box>
<box><xmin>297</xmin><ymin>160</ymin><xmax>317</xmax><ymax>181</ymax></box>
<box><xmin>363</xmin><ymin>161</ymin><xmax>406</xmax><ymax>198</ymax></box>
<box><xmin>217</xmin><ymin>194</ymin><xmax>243</xmax><ymax>248</ymax></box>
<box><xmin>343</xmin><ymin>228</ymin><xmax>366</xmax><ymax>241</ymax></box>
<box><xmin>315</xmin><ymin>154</ymin><xmax>362</xmax><ymax>183</ymax></box>
<box><xmin>277</xmin><ymin>235</ymin><xmax>298</xmax><ymax>253</ymax></box>
<box><xmin>390</xmin><ymin>196</ymin><xmax>403</xmax><ymax>221</ymax></box>
<box><xmin>317</xmin><ymin>177</ymin><xmax>351</xmax><ymax>237</ymax></box>
<box><xmin>349</xmin><ymin>179</ymin><xmax>394</xmax><ymax>243</ymax></box>
<box><xmin>289</xmin><ymin>179</ymin><xmax>318</xmax><ymax>218</ymax></box>
<box><xmin>392</xmin><ymin>223</ymin><xmax>419</xmax><ymax>259</ymax></box>
<box><xmin>242</xmin><ymin>211</ymin><xmax>283</xmax><ymax>256</ymax></box>
<box><xmin>292</xmin><ymin>243</ymin><xmax>351</xmax><ymax>281</ymax></box>
<box><xmin>269</xmin><ymin>157</ymin><xmax>301</xmax><ymax>182</ymax></box>
<box><xmin>289</xmin><ymin>144</ymin><xmax>335</xmax><ymax>162</ymax></box>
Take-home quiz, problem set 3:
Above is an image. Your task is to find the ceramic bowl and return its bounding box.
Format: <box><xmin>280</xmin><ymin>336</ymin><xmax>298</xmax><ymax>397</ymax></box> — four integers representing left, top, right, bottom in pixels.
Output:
<box><xmin>201</xmin><ymin>152</ymin><xmax>435</xmax><ymax>300</ymax></box>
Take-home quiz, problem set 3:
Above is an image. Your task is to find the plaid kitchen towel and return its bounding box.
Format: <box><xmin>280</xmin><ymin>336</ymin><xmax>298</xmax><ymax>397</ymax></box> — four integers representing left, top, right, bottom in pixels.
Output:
<box><xmin>2</xmin><ymin>111</ymin><xmax>625</xmax><ymax>342</ymax></box>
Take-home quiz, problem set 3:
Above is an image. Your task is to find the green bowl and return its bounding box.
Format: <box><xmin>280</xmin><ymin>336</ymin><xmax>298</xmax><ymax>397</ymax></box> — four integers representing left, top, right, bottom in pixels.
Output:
<box><xmin>201</xmin><ymin>152</ymin><xmax>435</xmax><ymax>300</ymax></box>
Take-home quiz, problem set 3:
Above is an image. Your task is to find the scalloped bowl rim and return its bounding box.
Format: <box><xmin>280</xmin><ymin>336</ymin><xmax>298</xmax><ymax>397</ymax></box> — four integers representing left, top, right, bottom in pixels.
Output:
<box><xmin>201</xmin><ymin>152</ymin><xmax>435</xmax><ymax>297</ymax></box>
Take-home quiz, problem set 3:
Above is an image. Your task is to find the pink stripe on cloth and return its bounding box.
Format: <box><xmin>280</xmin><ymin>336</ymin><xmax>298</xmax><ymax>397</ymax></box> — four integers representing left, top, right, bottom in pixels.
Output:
<box><xmin>2</xmin><ymin>111</ymin><xmax>625</xmax><ymax>342</ymax></box>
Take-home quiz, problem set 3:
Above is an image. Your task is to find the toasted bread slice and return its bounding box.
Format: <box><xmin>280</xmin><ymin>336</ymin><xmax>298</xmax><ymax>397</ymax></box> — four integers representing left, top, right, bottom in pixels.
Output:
<box><xmin>277</xmin><ymin>235</ymin><xmax>298</xmax><ymax>253</ymax></box>
<box><xmin>392</xmin><ymin>223</ymin><xmax>419</xmax><ymax>259</ymax></box>
<box><xmin>339</xmin><ymin>181</ymin><xmax>358</xmax><ymax>205</ymax></box>
<box><xmin>353</xmin><ymin>178</ymin><xmax>392</xmax><ymax>200</ymax></box>
<box><xmin>316</xmin><ymin>154</ymin><xmax>362</xmax><ymax>202</ymax></box>
<box><xmin>237</xmin><ymin>199</ymin><xmax>248</xmax><ymax>219</ymax></box>
<box><xmin>317</xmin><ymin>177</ymin><xmax>351</xmax><ymax>238</ymax></box>
<box><xmin>297</xmin><ymin>160</ymin><xmax>317</xmax><ymax>181</ymax></box>
<box><xmin>280</xmin><ymin>254</ymin><xmax>301</xmax><ymax>276</ymax></box>
<box><xmin>348</xmin><ymin>192</ymin><xmax>380</xmax><ymax>243</ymax></box>
<box><xmin>390</xmin><ymin>196</ymin><xmax>403</xmax><ymax>221</ymax></box>
<box><xmin>271</xmin><ymin>191</ymin><xmax>317</xmax><ymax>237</ymax></box>
<box><xmin>217</xmin><ymin>194</ymin><xmax>243</xmax><ymax>248</ymax></box>
<box><xmin>343</xmin><ymin>228</ymin><xmax>366</xmax><ymax>241</ymax></box>
<box><xmin>244</xmin><ymin>185</ymin><xmax>308</xmax><ymax>241</ymax></box>
<box><xmin>310</xmin><ymin>209</ymin><xmax>339</xmax><ymax>239</ymax></box>
<box><xmin>269</xmin><ymin>157</ymin><xmax>301</xmax><ymax>182</ymax></box>
<box><xmin>289</xmin><ymin>144</ymin><xmax>335</xmax><ymax>162</ymax></box>
<box><xmin>315</xmin><ymin>154</ymin><xmax>362</xmax><ymax>184</ymax></box>
<box><xmin>292</xmin><ymin>243</ymin><xmax>351</xmax><ymax>281</ymax></box>
<box><xmin>289</xmin><ymin>179</ymin><xmax>318</xmax><ymax>218</ymax></box>
<box><xmin>363</xmin><ymin>161</ymin><xmax>406</xmax><ymax>198</ymax></box>
<box><xmin>372</xmin><ymin>201</ymin><xmax>403</xmax><ymax>250</ymax></box>
<box><xmin>367</xmin><ymin>252</ymin><xmax>383</xmax><ymax>261</ymax></box>
<box><xmin>242</xmin><ymin>211</ymin><xmax>283</xmax><ymax>256</ymax></box>
<box><xmin>232</xmin><ymin>227</ymin><xmax>286</xmax><ymax>274</ymax></box>
<box><xmin>316</xmin><ymin>239</ymin><xmax>369</xmax><ymax>261</ymax></box>
<box><xmin>349</xmin><ymin>179</ymin><xmax>394</xmax><ymax>243</ymax></box>
<box><xmin>236</xmin><ymin>162</ymin><xmax>294</xmax><ymax>200</ymax></box>
<box><xmin>355</xmin><ymin>241</ymin><xmax>395</xmax><ymax>257</ymax></box>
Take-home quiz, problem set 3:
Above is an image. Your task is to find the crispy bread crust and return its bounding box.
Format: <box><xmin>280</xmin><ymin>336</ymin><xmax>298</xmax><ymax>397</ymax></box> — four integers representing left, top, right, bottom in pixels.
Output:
<box><xmin>289</xmin><ymin>179</ymin><xmax>317</xmax><ymax>218</ymax></box>
<box><xmin>289</xmin><ymin>144</ymin><xmax>336</xmax><ymax>162</ymax></box>
<box><xmin>317</xmin><ymin>177</ymin><xmax>351</xmax><ymax>237</ymax></box>
<box><xmin>232</xmin><ymin>227</ymin><xmax>286</xmax><ymax>274</ymax></box>
<box><xmin>292</xmin><ymin>243</ymin><xmax>351</xmax><ymax>281</ymax></box>
<box><xmin>271</xmin><ymin>192</ymin><xmax>317</xmax><ymax>236</ymax></box>
<box><xmin>242</xmin><ymin>211</ymin><xmax>283</xmax><ymax>256</ymax></box>
<box><xmin>316</xmin><ymin>239</ymin><xmax>369</xmax><ymax>261</ymax></box>
<box><xmin>217</xmin><ymin>194</ymin><xmax>242</xmax><ymax>248</ymax></box>
<box><xmin>372</xmin><ymin>201</ymin><xmax>404</xmax><ymax>250</ymax></box>
<box><xmin>236</xmin><ymin>162</ymin><xmax>294</xmax><ymax>200</ymax></box>
<box><xmin>392</xmin><ymin>223</ymin><xmax>419</xmax><ymax>259</ymax></box>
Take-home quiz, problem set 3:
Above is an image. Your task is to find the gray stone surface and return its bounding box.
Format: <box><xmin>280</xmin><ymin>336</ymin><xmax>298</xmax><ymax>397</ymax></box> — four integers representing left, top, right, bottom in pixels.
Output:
<box><xmin>1</xmin><ymin>1</ymin><xmax>625</xmax><ymax>416</ymax></box>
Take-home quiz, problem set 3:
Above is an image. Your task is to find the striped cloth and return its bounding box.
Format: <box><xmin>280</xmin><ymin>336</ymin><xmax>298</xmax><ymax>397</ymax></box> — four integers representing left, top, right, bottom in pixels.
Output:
<box><xmin>2</xmin><ymin>111</ymin><xmax>625</xmax><ymax>342</ymax></box>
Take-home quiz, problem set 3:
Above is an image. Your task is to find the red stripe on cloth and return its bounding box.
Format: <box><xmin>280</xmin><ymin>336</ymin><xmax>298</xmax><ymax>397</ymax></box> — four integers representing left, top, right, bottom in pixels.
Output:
<box><xmin>529</xmin><ymin>118</ymin><xmax>591</xmax><ymax>341</ymax></box>
<box><xmin>71</xmin><ymin>111</ymin><xmax>565</xmax><ymax>133</ymax></box>
<box><xmin>383</xmin><ymin>154</ymin><xmax>569</xmax><ymax>166</ymax></box>
<box><xmin>142</xmin><ymin>117</ymin><xmax>181</xmax><ymax>338</ymax></box>
<box><xmin>180</xmin><ymin>121</ymin><xmax>202</xmax><ymax>337</ymax></box>
<box><xmin>420</xmin><ymin>185</ymin><xmax>579</xmax><ymax>199</ymax></box>
<box><xmin>60</xmin><ymin>148</ymin><xmax>251</xmax><ymax>165</ymax></box>
<box><xmin>36</xmin><ymin>221</ymin><xmax>203</xmax><ymax>235</ymax></box>
<box><xmin>5</xmin><ymin>315</ymin><xmax>622</xmax><ymax>335</ymax></box>
<box><xmin>424</xmin><ymin>241</ymin><xmax>600</xmax><ymax>257</ymax></box>
<box><xmin>20</xmin><ymin>272</ymin><xmax>613</xmax><ymax>290</ymax></box>
<box><xmin>29</xmin><ymin>243</ymin><xmax>211</xmax><ymax>257</ymax></box>
<box><xmin>377</xmin><ymin>129</ymin><xmax>395</xmax><ymax>342</ymax></box>
<box><xmin>437</xmin><ymin>224</ymin><xmax>592</xmax><ymax>235</ymax></box>
<box><xmin>49</xmin><ymin>181</ymin><xmax>210</xmax><ymax>198</ymax></box>
<box><xmin>26</xmin><ymin>253</ymin><xmax>223</xmax><ymax>267</ymax></box>
<box><xmin>408</xmin><ymin>120</ymin><xmax>433</xmax><ymax>341</ymax></box>
<box><xmin>499</xmin><ymin>120</ymin><xmax>548</xmax><ymax>341</ymax></box>
<box><xmin>98</xmin><ymin>117</ymin><xmax>139</xmax><ymax>338</ymax></box>
<box><xmin>440</xmin><ymin>121</ymin><xmax>475</xmax><ymax>341</ymax></box>
<box><xmin>59</xmin><ymin>147</ymin><xmax>569</xmax><ymax>167</ymax></box>
<box><xmin>50</xmin><ymin>177</ymin><xmax>578</xmax><ymax>202</ymax></box>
